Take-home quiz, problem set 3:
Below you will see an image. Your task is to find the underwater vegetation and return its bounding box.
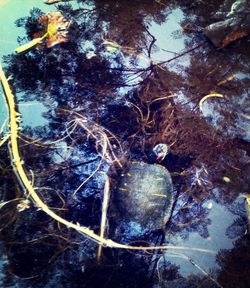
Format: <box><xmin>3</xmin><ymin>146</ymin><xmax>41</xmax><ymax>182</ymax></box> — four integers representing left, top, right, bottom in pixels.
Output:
<box><xmin>0</xmin><ymin>0</ymin><xmax>250</xmax><ymax>287</ymax></box>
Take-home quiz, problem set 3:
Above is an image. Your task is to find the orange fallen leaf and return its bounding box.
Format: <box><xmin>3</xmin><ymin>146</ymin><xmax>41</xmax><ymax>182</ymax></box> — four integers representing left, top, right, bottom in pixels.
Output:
<box><xmin>15</xmin><ymin>12</ymin><xmax>71</xmax><ymax>53</ymax></box>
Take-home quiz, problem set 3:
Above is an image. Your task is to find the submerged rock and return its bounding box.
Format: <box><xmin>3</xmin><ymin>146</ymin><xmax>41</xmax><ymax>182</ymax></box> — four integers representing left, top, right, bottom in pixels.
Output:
<box><xmin>112</xmin><ymin>162</ymin><xmax>174</xmax><ymax>239</ymax></box>
<box><xmin>204</xmin><ymin>0</ymin><xmax>250</xmax><ymax>48</ymax></box>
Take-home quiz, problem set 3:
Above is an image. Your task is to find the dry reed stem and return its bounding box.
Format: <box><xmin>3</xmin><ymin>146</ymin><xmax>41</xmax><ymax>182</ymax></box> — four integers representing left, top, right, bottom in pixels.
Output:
<box><xmin>17</xmin><ymin>120</ymin><xmax>78</xmax><ymax>148</ymax></box>
<box><xmin>0</xmin><ymin>198</ymin><xmax>25</xmax><ymax>209</ymax></box>
<box><xmin>165</xmin><ymin>253</ymin><xmax>223</xmax><ymax>288</ymax></box>
<box><xmin>1</xmin><ymin>64</ymin><xmax>216</xmax><ymax>254</ymax></box>
<box><xmin>97</xmin><ymin>176</ymin><xmax>110</xmax><ymax>262</ymax></box>
<box><xmin>71</xmin><ymin>116</ymin><xmax>122</xmax><ymax>197</ymax></box>
<box><xmin>0</xmin><ymin>134</ymin><xmax>10</xmax><ymax>147</ymax></box>
<box><xmin>199</xmin><ymin>93</ymin><xmax>224</xmax><ymax>112</ymax></box>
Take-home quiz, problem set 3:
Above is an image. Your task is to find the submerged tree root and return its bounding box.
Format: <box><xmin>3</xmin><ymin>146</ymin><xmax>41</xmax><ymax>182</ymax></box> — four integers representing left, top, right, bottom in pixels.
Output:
<box><xmin>0</xmin><ymin>64</ymin><xmax>216</xmax><ymax>254</ymax></box>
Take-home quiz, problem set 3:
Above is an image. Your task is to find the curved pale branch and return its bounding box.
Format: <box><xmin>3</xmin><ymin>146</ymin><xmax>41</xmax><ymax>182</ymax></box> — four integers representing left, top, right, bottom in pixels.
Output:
<box><xmin>199</xmin><ymin>93</ymin><xmax>224</xmax><ymax>112</ymax></box>
<box><xmin>0</xmin><ymin>64</ymin><xmax>215</xmax><ymax>254</ymax></box>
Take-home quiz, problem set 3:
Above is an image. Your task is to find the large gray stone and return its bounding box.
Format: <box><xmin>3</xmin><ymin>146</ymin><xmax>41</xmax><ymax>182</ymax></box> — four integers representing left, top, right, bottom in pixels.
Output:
<box><xmin>204</xmin><ymin>0</ymin><xmax>250</xmax><ymax>48</ymax></box>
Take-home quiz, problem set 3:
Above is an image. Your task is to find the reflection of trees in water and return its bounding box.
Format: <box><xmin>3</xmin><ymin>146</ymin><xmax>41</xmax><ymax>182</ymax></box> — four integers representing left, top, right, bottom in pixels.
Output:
<box><xmin>1</xmin><ymin>0</ymin><xmax>250</xmax><ymax>287</ymax></box>
<box><xmin>174</xmin><ymin>0</ymin><xmax>250</xmax><ymax>143</ymax></box>
<box><xmin>156</xmin><ymin>261</ymin><xmax>220</xmax><ymax>288</ymax></box>
<box><xmin>224</xmin><ymin>198</ymin><xmax>248</xmax><ymax>239</ymax></box>
<box><xmin>170</xmin><ymin>197</ymin><xmax>211</xmax><ymax>239</ymax></box>
<box><xmin>216</xmin><ymin>235</ymin><xmax>250</xmax><ymax>288</ymax></box>
<box><xmin>94</xmin><ymin>0</ymin><xmax>170</xmax><ymax>49</ymax></box>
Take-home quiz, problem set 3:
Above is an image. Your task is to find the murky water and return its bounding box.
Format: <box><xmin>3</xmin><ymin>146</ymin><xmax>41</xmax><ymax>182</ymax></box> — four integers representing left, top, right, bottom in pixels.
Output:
<box><xmin>1</xmin><ymin>1</ymin><xmax>250</xmax><ymax>288</ymax></box>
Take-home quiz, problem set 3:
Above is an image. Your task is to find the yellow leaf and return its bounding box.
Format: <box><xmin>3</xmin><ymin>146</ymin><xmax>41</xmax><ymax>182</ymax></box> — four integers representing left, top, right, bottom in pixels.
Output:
<box><xmin>223</xmin><ymin>176</ymin><xmax>231</xmax><ymax>183</ymax></box>
<box><xmin>106</xmin><ymin>45</ymin><xmax>118</xmax><ymax>53</ymax></box>
<box><xmin>103</xmin><ymin>40</ymin><xmax>120</xmax><ymax>48</ymax></box>
<box><xmin>103</xmin><ymin>39</ymin><xmax>120</xmax><ymax>53</ymax></box>
<box><xmin>47</xmin><ymin>22</ymin><xmax>57</xmax><ymax>36</ymax></box>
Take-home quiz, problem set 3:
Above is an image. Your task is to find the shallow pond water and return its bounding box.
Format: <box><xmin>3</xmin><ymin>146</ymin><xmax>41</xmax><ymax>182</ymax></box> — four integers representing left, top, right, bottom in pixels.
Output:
<box><xmin>0</xmin><ymin>1</ymin><xmax>250</xmax><ymax>288</ymax></box>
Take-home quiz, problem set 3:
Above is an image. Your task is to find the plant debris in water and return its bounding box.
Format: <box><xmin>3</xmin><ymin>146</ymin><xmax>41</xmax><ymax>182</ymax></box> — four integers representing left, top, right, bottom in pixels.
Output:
<box><xmin>0</xmin><ymin>1</ymin><xmax>250</xmax><ymax>288</ymax></box>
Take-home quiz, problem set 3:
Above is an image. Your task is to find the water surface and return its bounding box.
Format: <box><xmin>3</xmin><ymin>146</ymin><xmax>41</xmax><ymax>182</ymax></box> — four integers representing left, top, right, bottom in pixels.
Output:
<box><xmin>0</xmin><ymin>1</ymin><xmax>249</xmax><ymax>288</ymax></box>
